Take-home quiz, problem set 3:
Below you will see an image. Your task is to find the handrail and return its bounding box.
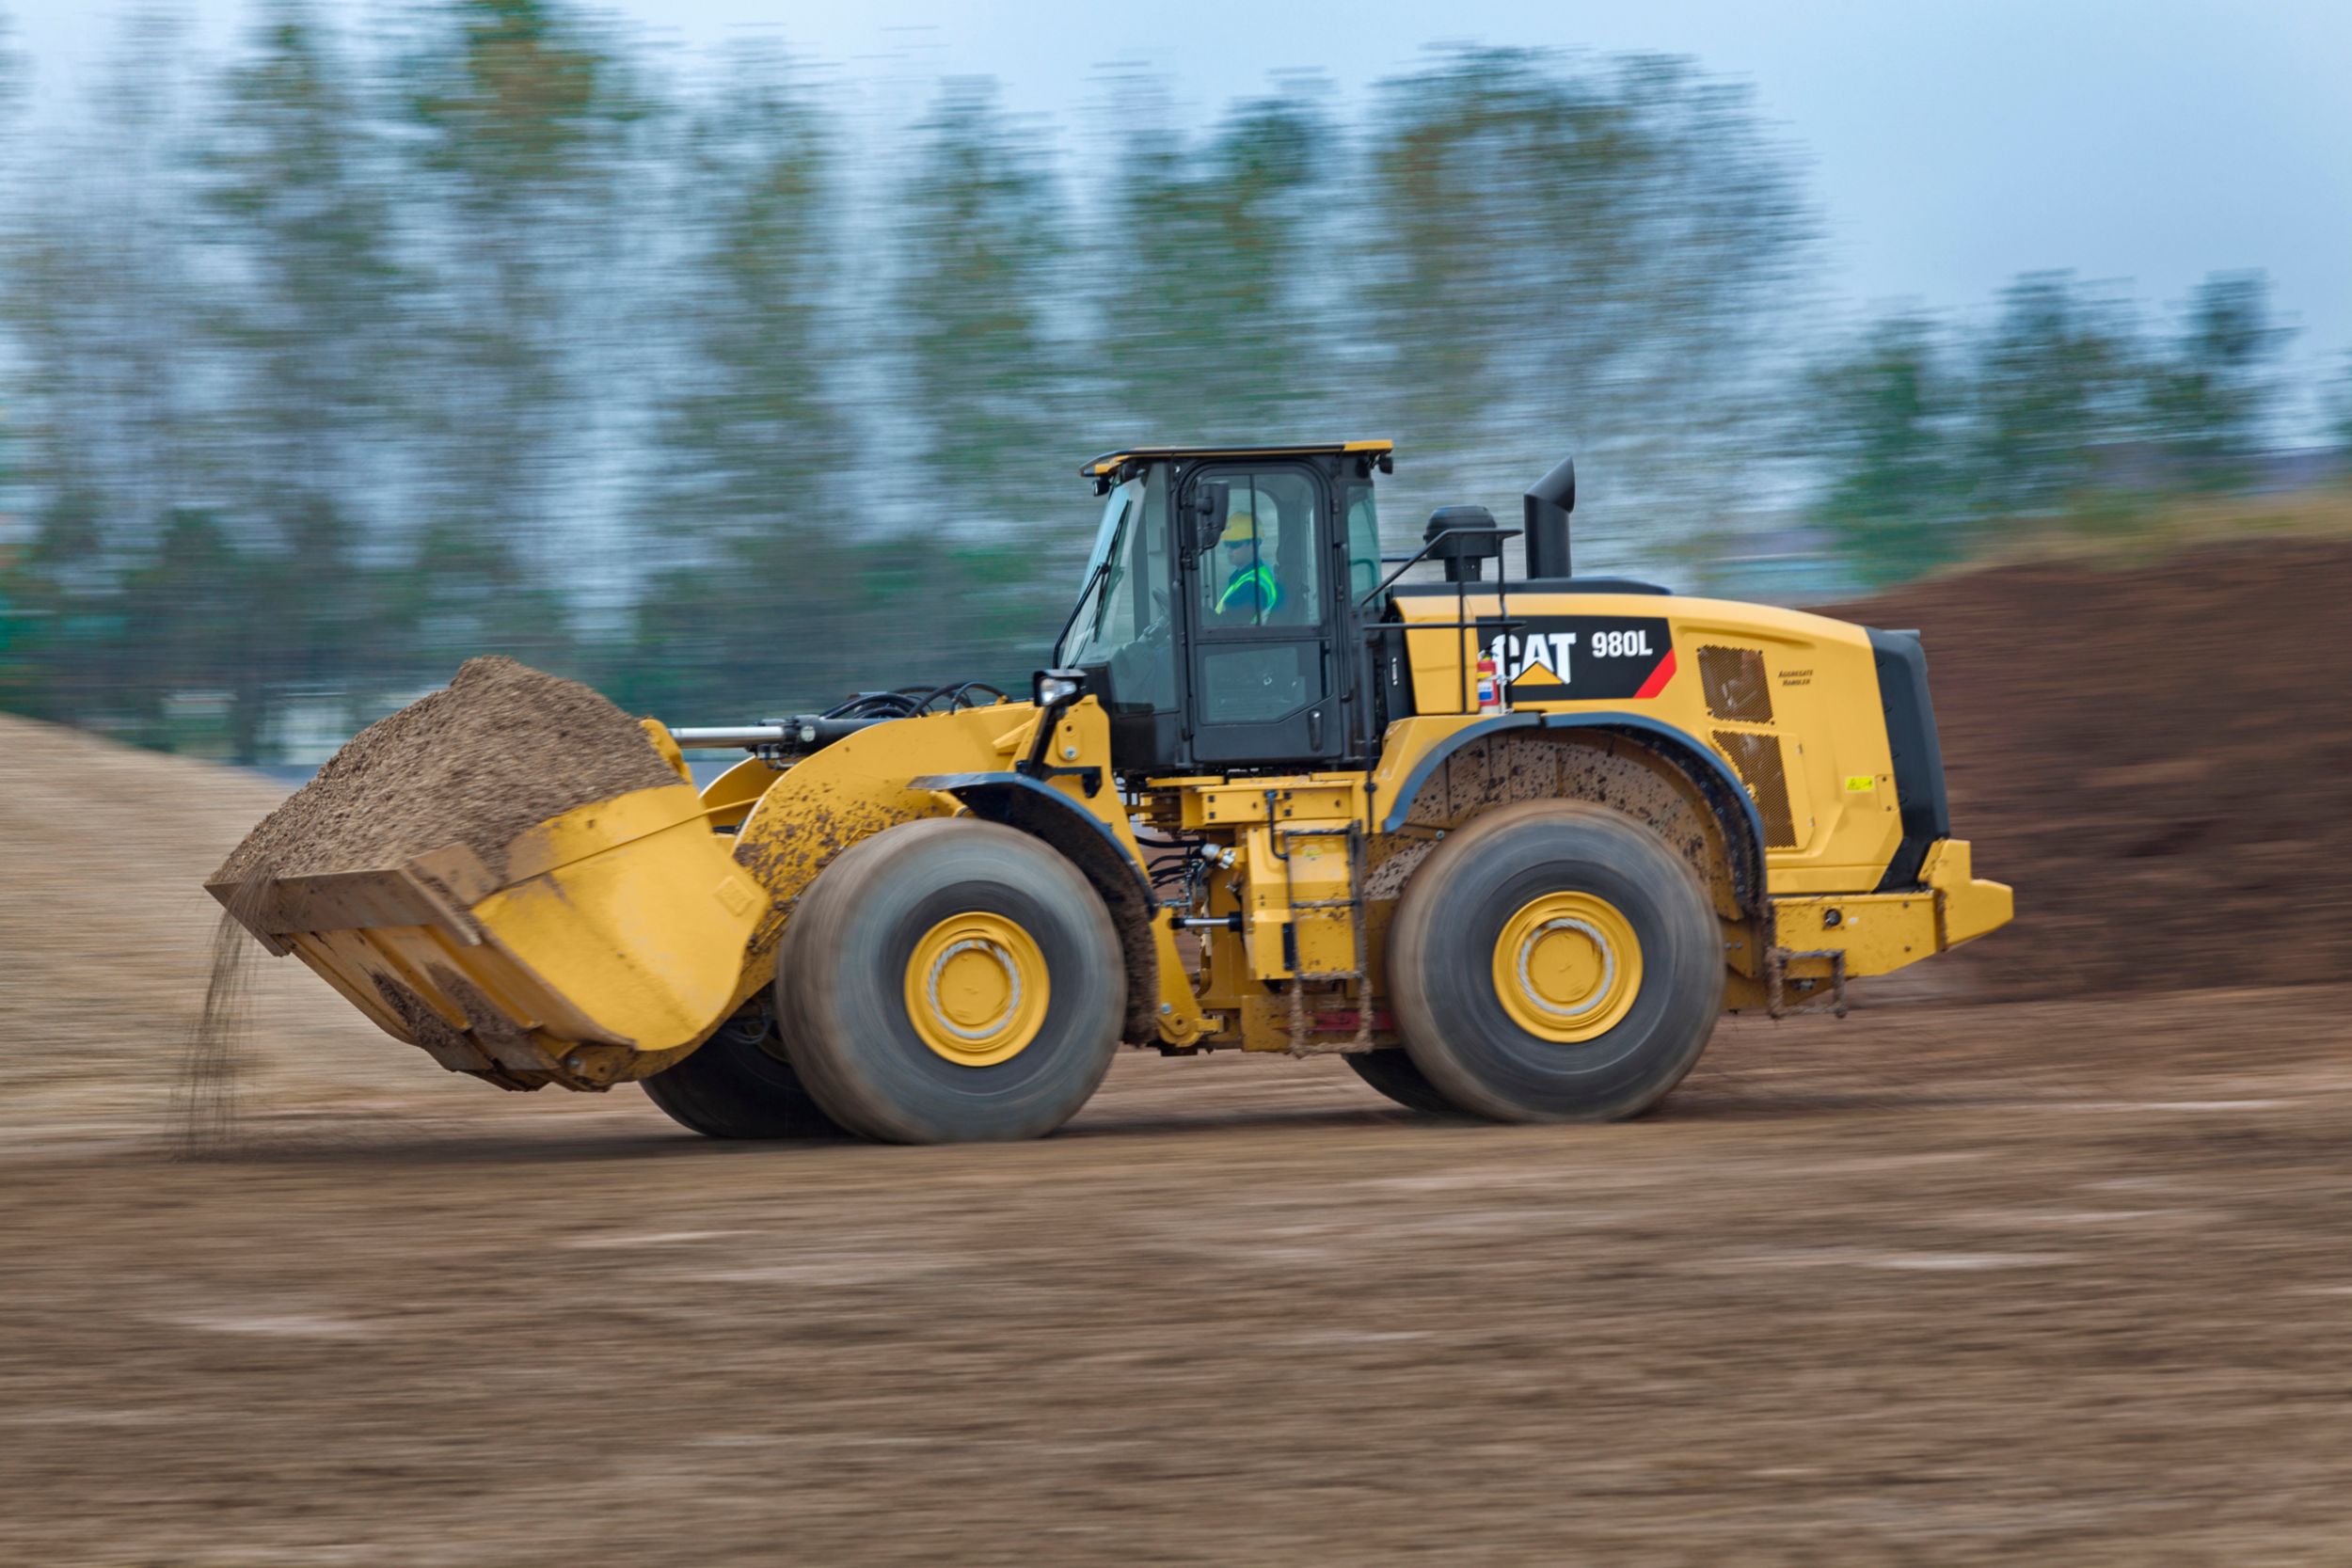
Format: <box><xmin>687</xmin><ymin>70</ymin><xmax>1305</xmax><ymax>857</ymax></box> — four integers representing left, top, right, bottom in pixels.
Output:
<box><xmin>1368</xmin><ymin>618</ymin><xmax>1525</xmax><ymax>634</ymax></box>
<box><xmin>1354</xmin><ymin>523</ymin><xmax>1529</xmax><ymax>717</ymax></box>
<box><xmin>1356</xmin><ymin>525</ymin><xmax>1523</xmax><ymax>610</ymax></box>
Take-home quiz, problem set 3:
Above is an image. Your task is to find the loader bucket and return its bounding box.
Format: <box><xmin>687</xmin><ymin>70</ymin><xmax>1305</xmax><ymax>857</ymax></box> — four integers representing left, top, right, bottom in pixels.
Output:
<box><xmin>209</xmin><ymin>784</ymin><xmax>765</xmax><ymax>1091</ymax></box>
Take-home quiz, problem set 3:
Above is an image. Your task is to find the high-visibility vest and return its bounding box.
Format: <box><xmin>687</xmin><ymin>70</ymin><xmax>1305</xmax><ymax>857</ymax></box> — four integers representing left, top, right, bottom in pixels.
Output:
<box><xmin>1217</xmin><ymin>562</ymin><xmax>1281</xmax><ymax>615</ymax></box>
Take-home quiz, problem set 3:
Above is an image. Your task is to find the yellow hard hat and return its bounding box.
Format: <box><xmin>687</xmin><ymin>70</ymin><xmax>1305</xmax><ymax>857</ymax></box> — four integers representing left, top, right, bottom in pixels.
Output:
<box><xmin>1223</xmin><ymin>511</ymin><xmax>1257</xmax><ymax>545</ymax></box>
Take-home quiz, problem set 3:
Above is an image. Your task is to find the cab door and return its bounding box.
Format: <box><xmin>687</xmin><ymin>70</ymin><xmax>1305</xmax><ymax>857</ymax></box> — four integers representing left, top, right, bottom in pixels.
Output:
<box><xmin>1177</xmin><ymin>461</ymin><xmax>1344</xmax><ymax>768</ymax></box>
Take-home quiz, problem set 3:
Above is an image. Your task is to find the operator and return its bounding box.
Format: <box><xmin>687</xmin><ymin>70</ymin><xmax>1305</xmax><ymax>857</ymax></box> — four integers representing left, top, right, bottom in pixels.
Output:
<box><xmin>1215</xmin><ymin>512</ymin><xmax>1282</xmax><ymax>622</ymax></box>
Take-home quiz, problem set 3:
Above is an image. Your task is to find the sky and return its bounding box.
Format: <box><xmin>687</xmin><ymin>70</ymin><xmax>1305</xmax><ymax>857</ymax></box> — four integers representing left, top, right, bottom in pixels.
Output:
<box><xmin>13</xmin><ymin>0</ymin><xmax>2352</xmax><ymax>430</ymax></box>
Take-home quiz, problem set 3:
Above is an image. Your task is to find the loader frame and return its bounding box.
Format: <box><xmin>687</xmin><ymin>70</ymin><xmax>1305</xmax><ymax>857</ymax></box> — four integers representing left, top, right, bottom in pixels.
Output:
<box><xmin>211</xmin><ymin>439</ymin><xmax>2010</xmax><ymax>1106</ymax></box>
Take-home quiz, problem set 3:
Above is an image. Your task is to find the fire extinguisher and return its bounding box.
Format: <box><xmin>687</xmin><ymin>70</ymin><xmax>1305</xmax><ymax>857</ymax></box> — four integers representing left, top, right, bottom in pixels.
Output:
<box><xmin>1476</xmin><ymin>655</ymin><xmax>1502</xmax><ymax>712</ymax></box>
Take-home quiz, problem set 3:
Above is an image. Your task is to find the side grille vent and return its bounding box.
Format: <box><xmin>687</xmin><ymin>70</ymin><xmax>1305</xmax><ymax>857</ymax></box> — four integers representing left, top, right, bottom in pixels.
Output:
<box><xmin>1699</xmin><ymin>645</ymin><xmax>1773</xmax><ymax>723</ymax></box>
<box><xmin>1713</xmin><ymin>729</ymin><xmax>1798</xmax><ymax>847</ymax></box>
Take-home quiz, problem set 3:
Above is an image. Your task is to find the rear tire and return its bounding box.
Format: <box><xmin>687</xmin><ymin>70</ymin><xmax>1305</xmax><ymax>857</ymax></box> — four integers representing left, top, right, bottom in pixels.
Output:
<box><xmin>776</xmin><ymin>817</ymin><xmax>1125</xmax><ymax>1145</ymax></box>
<box><xmin>1390</xmin><ymin>800</ymin><xmax>1724</xmax><ymax>1124</ymax></box>
<box><xmin>1343</xmin><ymin>1049</ymin><xmax>1462</xmax><ymax>1115</ymax></box>
<box><xmin>640</xmin><ymin>1001</ymin><xmax>844</xmax><ymax>1139</ymax></box>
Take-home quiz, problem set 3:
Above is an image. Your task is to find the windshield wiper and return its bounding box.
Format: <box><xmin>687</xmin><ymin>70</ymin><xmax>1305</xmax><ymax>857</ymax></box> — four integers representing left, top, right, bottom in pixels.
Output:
<box><xmin>1049</xmin><ymin>556</ymin><xmax>1114</xmax><ymax>666</ymax></box>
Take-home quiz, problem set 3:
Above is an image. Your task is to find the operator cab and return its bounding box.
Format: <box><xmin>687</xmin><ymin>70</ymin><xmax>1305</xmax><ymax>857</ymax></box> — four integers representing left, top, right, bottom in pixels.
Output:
<box><xmin>1056</xmin><ymin>442</ymin><xmax>1392</xmax><ymax>777</ymax></box>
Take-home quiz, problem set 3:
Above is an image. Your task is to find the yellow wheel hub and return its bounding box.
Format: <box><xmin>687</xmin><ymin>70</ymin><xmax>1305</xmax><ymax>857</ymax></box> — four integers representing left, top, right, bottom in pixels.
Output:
<box><xmin>904</xmin><ymin>911</ymin><xmax>1050</xmax><ymax>1067</ymax></box>
<box><xmin>1492</xmin><ymin>891</ymin><xmax>1644</xmax><ymax>1043</ymax></box>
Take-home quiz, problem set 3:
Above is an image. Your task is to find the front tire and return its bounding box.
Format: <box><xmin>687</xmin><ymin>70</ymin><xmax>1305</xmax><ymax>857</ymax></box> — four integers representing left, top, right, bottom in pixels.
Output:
<box><xmin>1390</xmin><ymin>800</ymin><xmax>1724</xmax><ymax>1124</ymax></box>
<box><xmin>776</xmin><ymin>817</ymin><xmax>1125</xmax><ymax>1144</ymax></box>
<box><xmin>640</xmin><ymin>1001</ymin><xmax>844</xmax><ymax>1139</ymax></box>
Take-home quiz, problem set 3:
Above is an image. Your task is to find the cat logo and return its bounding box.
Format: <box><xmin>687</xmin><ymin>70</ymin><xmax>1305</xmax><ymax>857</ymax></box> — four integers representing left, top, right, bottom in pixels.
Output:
<box><xmin>1480</xmin><ymin>615</ymin><xmax>1676</xmax><ymax>703</ymax></box>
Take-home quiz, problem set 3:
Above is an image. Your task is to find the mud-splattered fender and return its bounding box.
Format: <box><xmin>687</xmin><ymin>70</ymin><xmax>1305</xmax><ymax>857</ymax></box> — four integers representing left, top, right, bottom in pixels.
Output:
<box><xmin>723</xmin><ymin>702</ymin><xmax>1043</xmax><ymax>1014</ymax></box>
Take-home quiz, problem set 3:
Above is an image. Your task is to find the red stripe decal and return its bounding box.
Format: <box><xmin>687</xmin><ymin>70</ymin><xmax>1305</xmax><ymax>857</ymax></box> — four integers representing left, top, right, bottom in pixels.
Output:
<box><xmin>1632</xmin><ymin>647</ymin><xmax>1677</xmax><ymax>700</ymax></box>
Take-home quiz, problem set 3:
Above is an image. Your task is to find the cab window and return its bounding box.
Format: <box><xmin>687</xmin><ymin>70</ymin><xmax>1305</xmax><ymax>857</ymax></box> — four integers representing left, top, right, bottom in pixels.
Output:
<box><xmin>1343</xmin><ymin>482</ymin><xmax>1380</xmax><ymax>602</ymax></box>
<box><xmin>1199</xmin><ymin>469</ymin><xmax>1321</xmax><ymax>629</ymax></box>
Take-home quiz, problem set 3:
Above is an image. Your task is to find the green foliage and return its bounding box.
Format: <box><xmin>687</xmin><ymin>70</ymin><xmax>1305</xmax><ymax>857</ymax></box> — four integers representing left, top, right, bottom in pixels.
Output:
<box><xmin>894</xmin><ymin>80</ymin><xmax>1072</xmax><ymax>510</ymax></box>
<box><xmin>1098</xmin><ymin>85</ymin><xmax>1337</xmax><ymax>441</ymax></box>
<box><xmin>612</xmin><ymin>65</ymin><xmax>1078</xmax><ymax>724</ymax></box>
<box><xmin>2142</xmin><ymin>272</ymin><xmax>2292</xmax><ymax>490</ymax></box>
<box><xmin>1804</xmin><ymin>314</ymin><xmax>1973</xmax><ymax>586</ymax></box>
<box><xmin>402</xmin><ymin>0</ymin><xmax>649</xmax><ymax>198</ymax></box>
<box><xmin>394</xmin><ymin>0</ymin><xmax>654</xmax><ymax>662</ymax></box>
<box><xmin>652</xmin><ymin>56</ymin><xmax>847</xmax><ymax>517</ymax></box>
<box><xmin>188</xmin><ymin>2</ymin><xmax>412</xmax><ymax>752</ymax></box>
<box><xmin>1361</xmin><ymin>49</ymin><xmax>1813</xmax><ymax>515</ymax></box>
<box><xmin>1970</xmin><ymin>273</ymin><xmax>2144</xmax><ymax>516</ymax></box>
<box><xmin>2328</xmin><ymin>353</ymin><xmax>2352</xmax><ymax>464</ymax></box>
<box><xmin>1806</xmin><ymin>269</ymin><xmax>2312</xmax><ymax>575</ymax></box>
<box><xmin>616</xmin><ymin>54</ymin><xmax>855</xmax><ymax>720</ymax></box>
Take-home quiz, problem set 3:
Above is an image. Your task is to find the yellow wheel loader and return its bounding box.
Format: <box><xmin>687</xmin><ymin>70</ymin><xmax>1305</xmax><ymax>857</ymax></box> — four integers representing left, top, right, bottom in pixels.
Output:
<box><xmin>212</xmin><ymin>442</ymin><xmax>2010</xmax><ymax>1141</ymax></box>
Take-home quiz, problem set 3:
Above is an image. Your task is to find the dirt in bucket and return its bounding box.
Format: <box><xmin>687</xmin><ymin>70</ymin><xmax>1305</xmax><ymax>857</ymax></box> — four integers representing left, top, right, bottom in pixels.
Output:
<box><xmin>214</xmin><ymin>656</ymin><xmax>681</xmax><ymax>886</ymax></box>
<box><xmin>180</xmin><ymin>658</ymin><xmax>681</xmax><ymax>1151</ymax></box>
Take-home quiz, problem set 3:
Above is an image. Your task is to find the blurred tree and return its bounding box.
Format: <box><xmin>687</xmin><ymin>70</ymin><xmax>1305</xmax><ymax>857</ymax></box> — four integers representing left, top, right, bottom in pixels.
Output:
<box><xmin>8</xmin><ymin>13</ymin><xmax>2349</xmax><ymax>753</ymax></box>
<box><xmin>193</xmin><ymin>1</ymin><xmax>409</xmax><ymax>755</ymax></box>
<box><xmin>2326</xmin><ymin>351</ymin><xmax>2352</xmax><ymax>470</ymax></box>
<box><xmin>396</xmin><ymin>0</ymin><xmax>655</xmax><ymax>665</ymax></box>
<box><xmin>0</xmin><ymin>8</ymin><xmax>210</xmax><ymax>728</ymax></box>
<box><xmin>892</xmin><ymin>79</ymin><xmax>1072</xmax><ymax>516</ymax></box>
<box><xmin>1359</xmin><ymin>50</ymin><xmax>1812</xmax><ymax>540</ymax></box>
<box><xmin>0</xmin><ymin>495</ymin><xmax>126</xmax><ymax>727</ymax></box>
<box><xmin>119</xmin><ymin>509</ymin><xmax>256</xmax><ymax>751</ymax></box>
<box><xmin>0</xmin><ymin>8</ymin><xmax>19</xmax><ymax>110</ymax></box>
<box><xmin>2143</xmin><ymin>271</ymin><xmax>2292</xmax><ymax>491</ymax></box>
<box><xmin>1097</xmin><ymin>86</ymin><xmax>1337</xmax><ymax>442</ymax></box>
<box><xmin>0</xmin><ymin>8</ymin><xmax>22</xmax><ymax>680</ymax></box>
<box><xmin>623</xmin><ymin>65</ymin><xmax>1069</xmax><ymax>721</ymax></box>
<box><xmin>14</xmin><ymin>8</ymin><xmax>204</xmax><ymax>557</ymax></box>
<box><xmin>1805</xmin><ymin>312</ymin><xmax>1975</xmax><ymax>585</ymax></box>
<box><xmin>1967</xmin><ymin>272</ymin><xmax>2146</xmax><ymax>518</ymax></box>
<box><xmin>619</xmin><ymin>54</ymin><xmax>862</xmax><ymax>720</ymax></box>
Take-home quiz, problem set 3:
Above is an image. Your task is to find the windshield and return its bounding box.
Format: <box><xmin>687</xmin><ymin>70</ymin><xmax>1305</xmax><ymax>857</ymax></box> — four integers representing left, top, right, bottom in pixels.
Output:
<box><xmin>1057</xmin><ymin>480</ymin><xmax>1136</xmax><ymax>666</ymax></box>
<box><xmin>1056</xmin><ymin>466</ymin><xmax>1175</xmax><ymax>712</ymax></box>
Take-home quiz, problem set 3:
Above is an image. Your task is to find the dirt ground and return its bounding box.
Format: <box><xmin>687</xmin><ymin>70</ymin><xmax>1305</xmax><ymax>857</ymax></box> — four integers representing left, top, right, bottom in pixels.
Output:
<box><xmin>7</xmin><ymin>984</ymin><xmax>2352</xmax><ymax>1565</ymax></box>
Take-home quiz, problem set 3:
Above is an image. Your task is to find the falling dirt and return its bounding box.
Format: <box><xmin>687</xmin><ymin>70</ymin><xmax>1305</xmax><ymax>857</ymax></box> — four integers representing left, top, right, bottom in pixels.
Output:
<box><xmin>167</xmin><ymin>900</ymin><xmax>259</xmax><ymax>1156</ymax></box>
<box><xmin>214</xmin><ymin>655</ymin><xmax>678</xmax><ymax>885</ymax></box>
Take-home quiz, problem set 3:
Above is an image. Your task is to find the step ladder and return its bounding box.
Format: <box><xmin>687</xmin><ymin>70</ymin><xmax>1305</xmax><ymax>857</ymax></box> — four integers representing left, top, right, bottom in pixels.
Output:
<box><xmin>1270</xmin><ymin>817</ymin><xmax>1372</xmax><ymax>1054</ymax></box>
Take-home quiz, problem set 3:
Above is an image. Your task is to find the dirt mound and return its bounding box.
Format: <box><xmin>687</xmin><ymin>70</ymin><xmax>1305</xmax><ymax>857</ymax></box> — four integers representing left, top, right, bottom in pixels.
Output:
<box><xmin>0</xmin><ymin>716</ymin><xmax>405</xmax><ymax>1135</ymax></box>
<box><xmin>1825</xmin><ymin>535</ymin><xmax>2352</xmax><ymax>1000</ymax></box>
<box><xmin>0</xmin><ymin>701</ymin><xmax>664</xmax><ymax>1142</ymax></box>
<box><xmin>216</xmin><ymin>656</ymin><xmax>678</xmax><ymax>884</ymax></box>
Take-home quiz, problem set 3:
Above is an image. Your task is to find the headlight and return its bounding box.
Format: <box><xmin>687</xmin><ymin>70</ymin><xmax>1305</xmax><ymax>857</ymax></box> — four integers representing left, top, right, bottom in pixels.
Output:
<box><xmin>1033</xmin><ymin>670</ymin><xmax>1085</xmax><ymax>708</ymax></box>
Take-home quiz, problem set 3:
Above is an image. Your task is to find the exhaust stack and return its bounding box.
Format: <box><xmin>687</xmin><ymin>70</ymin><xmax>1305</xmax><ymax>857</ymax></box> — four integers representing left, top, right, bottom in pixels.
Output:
<box><xmin>1523</xmin><ymin>455</ymin><xmax>1576</xmax><ymax>580</ymax></box>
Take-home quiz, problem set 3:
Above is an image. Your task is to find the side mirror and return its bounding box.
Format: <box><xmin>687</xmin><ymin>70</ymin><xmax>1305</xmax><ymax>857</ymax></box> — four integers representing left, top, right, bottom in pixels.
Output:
<box><xmin>1190</xmin><ymin>483</ymin><xmax>1232</xmax><ymax>555</ymax></box>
